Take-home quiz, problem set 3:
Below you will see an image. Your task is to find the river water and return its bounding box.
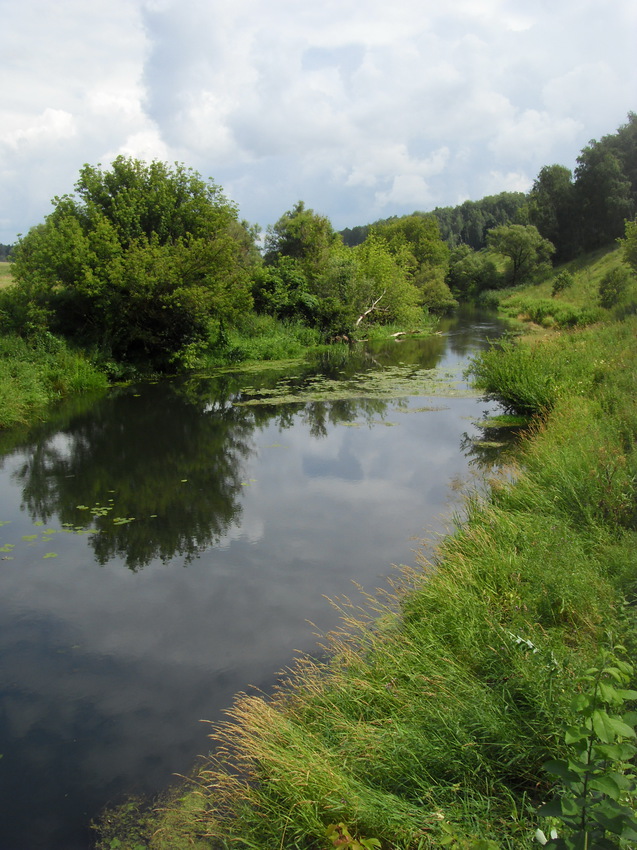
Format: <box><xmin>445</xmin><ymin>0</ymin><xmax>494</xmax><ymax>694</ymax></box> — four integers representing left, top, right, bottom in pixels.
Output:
<box><xmin>0</xmin><ymin>309</ymin><xmax>510</xmax><ymax>849</ymax></box>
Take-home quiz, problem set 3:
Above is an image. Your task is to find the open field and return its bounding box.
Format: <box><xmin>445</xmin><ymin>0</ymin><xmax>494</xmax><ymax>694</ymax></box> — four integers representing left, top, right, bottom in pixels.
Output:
<box><xmin>0</xmin><ymin>261</ymin><xmax>13</xmax><ymax>288</ymax></box>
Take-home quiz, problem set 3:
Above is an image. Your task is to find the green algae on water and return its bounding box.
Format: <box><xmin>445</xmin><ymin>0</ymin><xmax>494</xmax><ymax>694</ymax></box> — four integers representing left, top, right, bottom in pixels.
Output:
<box><xmin>234</xmin><ymin>364</ymin><xmax>475</xmax><ymax>407</ymax></box>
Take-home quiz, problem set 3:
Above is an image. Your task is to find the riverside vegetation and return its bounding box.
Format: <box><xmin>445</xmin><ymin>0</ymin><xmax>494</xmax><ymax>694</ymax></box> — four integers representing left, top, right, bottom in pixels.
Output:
<box><xmin>2</xmin><ymin>114</ymin><xmax>635</xmax><ymax>431</ymax></box>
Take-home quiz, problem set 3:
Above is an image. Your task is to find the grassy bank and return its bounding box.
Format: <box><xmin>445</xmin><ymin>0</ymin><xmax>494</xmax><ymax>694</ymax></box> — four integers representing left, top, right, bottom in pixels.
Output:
<box><xmin>0</xmin><ymin>264</ymin><xmax>109</xmax><ymax>428</ymax></box>
<box><xmin>0</xmin><ymin>290</ymin><xmax>435</xmax><ymax>431</ymax></box>
<box><xmin>0</xmin><ymin>333</ymin><xmax>110</xmax><ymax>430</ymax></box>
<box><xmin>481</xmin><ymin>244</ymin><xmax>635</xmax><ymax>332</ymax></box>
<box><xmin>94</xmin><ymin>251</ymin><xmax>637</xmax><ymax>848</ymax></box>
<box><xmin>0</xmin><ymin>317</ymin><xmax>346</xmax><ymax>431</ymax></box>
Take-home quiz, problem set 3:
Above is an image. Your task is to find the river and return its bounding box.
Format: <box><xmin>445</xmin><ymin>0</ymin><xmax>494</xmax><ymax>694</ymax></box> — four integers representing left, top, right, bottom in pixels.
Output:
<box><xmin>0</xmin><ymin>308</ymin><xmax>511</xmax><ymax>849</ymax></box>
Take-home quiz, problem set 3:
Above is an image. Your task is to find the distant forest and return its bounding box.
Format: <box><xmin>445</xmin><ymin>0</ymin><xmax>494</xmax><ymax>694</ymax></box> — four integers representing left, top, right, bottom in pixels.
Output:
<box><xmin>341</xmin><ymin>112</ymin><xmax>637</xmax><ymax>262</ymax></box>
<box><xmin>0</xmin><ymin>244</ymin><xmax>13</xmax><ymax>261</ymax></box>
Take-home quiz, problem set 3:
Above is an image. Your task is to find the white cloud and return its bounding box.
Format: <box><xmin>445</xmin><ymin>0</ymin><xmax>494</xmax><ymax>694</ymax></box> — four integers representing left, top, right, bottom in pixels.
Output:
<box><xmin>375</xmin><ymin>175</ymin><xmax>434</xmax><ymax>210</ymax></box>
<box><xmin>1</xmin><ymin>108</ymin><xmax>77</xmax><ymax>150</ymax></box>
<box><xmin>488</xmin><ymin>109</ymin><xmax>582</xmax><ymax>163</ymax></box>
<box><xmin>480</xmin><ymin>170</ymin><xmax>534</xmax><ymax>197</ymax></box>
<box><xmin>0</xmin><ymin>0</ymin><xmax>635</xmax><ymax>241</ymax></box>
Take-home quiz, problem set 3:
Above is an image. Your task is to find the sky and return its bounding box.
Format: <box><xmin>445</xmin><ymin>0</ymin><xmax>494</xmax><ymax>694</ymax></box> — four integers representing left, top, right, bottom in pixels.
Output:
<box><xmin>1</xmin><ymin>0</ymin><xmax>635</xmax><ymax>244</ymax></box>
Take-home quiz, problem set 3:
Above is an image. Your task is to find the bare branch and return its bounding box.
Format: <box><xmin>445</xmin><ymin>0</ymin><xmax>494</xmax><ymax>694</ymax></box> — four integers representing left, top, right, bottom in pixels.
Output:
<box><xmin>355</xmin><ymin>290</ymin><xmax>386</xmax><ymax>327</ymax></box>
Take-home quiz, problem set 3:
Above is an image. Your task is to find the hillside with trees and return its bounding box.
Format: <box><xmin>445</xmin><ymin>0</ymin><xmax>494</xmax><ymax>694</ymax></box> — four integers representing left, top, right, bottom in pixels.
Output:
<box><xmin>343</xmin><ymin>113</ymin><xmax>637</xmax><ymax>303</ymax></box>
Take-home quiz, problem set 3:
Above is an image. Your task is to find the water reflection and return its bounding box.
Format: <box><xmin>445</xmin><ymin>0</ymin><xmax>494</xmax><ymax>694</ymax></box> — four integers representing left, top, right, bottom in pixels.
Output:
<box><xmin>13</xmin><ymin>382</ymin><xmax>254</xmax><ymax>570</ymax></box>
<box><xmin>0</xmin><ymin>310</ymin><xmax>511</xmax><ymax>849</ymax></box>
<box><xmin>11</xmin><ymin>380</ymin><xmax>407</xmax><ymax>571</ymax></box>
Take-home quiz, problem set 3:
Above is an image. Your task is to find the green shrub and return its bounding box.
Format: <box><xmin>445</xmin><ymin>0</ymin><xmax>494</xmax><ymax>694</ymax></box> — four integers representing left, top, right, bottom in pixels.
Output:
<box><xmin>599</xmin><ymin>266</ymin><xmax>633</xmax><ymax>309</ymax></box>
<box><xmin>201</xmin><ymin>314</ymin><xmax>322</xmax><ymax>367</ymax></box>
<box><xmin>477</xmin><ymin>290</ymin><xmax>501</xmax><ymax>310</ymax></box>
<box><xmin>551</xmin><ymin>271</ymin><xmax>574</xmax><ymax>297</ymax></box>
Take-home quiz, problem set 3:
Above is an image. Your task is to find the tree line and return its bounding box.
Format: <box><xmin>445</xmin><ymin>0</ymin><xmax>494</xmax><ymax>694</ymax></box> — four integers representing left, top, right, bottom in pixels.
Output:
<box><xmin>1</xmin><ymin>161</ymin><xmax>459</xmax><ymax>371</ymax></box>
<box><xmin>1</xmin><ymin>114</ymin><xmax>635</xmax><ymax>373</ymax></box>
<box><xmin>343</xmin><ymin>113</ymin><xmax>636</xmax><ymax>259</ymax></box>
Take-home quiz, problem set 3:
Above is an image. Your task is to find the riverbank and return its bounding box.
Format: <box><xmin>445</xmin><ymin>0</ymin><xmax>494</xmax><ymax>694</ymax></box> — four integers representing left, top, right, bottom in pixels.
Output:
<box><xmin>94</xmin><ymin>253</ymin><xmax>637</xmax><ymax>847</ymax></box>
<box><xmin>0</xmin><ymin>306</ymin><xmax>435</xmax><ymax>431</ymax></box>
<box><xmin>0</xmin><ymin>332</ymin><xmax>109</xmax><ymax>430</ymax></box>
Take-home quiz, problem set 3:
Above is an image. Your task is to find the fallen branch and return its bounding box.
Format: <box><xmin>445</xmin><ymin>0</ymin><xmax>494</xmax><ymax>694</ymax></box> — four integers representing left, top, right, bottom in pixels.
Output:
<box><xmin>355</xmin><ymin>291</ymin><xmax>386</xmax><ymax>327</ymax></box>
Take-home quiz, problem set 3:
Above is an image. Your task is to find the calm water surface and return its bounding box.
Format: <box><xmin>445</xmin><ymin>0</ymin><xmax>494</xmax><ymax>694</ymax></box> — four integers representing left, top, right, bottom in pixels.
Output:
<box><xmin>0</xmin><ymin>309</ymin><xmax>510</xmax><ymax>849</ymax></box>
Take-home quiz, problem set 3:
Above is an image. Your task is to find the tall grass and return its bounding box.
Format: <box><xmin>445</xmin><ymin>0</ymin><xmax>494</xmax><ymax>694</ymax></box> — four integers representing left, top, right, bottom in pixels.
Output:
<box><xmin>467</xmin><ymin>318</ymin><xmax>636</xmax><ymax>416</ymax></box>
<box><xmin>0</xmin><ymin>333</ymin><xmax>108</xmax><ymax>429</ymax></box>
<box><xmin>95</xmin><ymin>312</ymin><xmax>637</xmax><ymax>848</ymax></box>
<box><xmin>201</xmin><ymin>314</ymin><xmax>323</xmax><ymax>367</ymax></box>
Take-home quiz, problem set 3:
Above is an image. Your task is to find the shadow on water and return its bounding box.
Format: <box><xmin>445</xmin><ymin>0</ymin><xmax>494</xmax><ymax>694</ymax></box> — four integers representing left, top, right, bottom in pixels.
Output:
<box><xmin>0</xmin><ymin>309</ymin><xmax>513</xmax><ymax>849</ymax></box>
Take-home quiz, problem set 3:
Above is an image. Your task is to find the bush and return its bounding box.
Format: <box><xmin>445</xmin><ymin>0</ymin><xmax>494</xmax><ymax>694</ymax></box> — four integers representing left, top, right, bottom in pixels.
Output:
<box><xmin>477</xmin><ymin>290</ymin><xmax>501</xmax><ymax>310</ymax></box>
<box><xmin>202</xmin><ymin>314</ymin><xmax>322</xmax><ymax>367</ymax></box>
<box><xmin>598</xmin><ymin>265</ymin><xmax>634</xmax><ymax>308</ymax></box>
<box><xmin>551</xmin><ymin>270</ymin><xmax>574</xmax><ymax>297</ymax></box>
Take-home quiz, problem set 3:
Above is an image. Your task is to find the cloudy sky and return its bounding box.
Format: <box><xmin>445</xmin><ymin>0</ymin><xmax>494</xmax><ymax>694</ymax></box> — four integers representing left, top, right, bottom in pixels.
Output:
<box><xmin>1</xmin><ymin>0</ymin><xmax>635</xmax><ymax>243</ymax></box>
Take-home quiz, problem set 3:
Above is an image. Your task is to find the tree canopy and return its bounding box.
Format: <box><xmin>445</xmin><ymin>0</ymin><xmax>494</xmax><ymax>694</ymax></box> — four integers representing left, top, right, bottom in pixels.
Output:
<box><xmin>431</xmin><ymin>192</ymin><xmax>528</xmax><ymax>250</ymax></box>
<box><xmin>526</xmin><ymin>114</ymin><xmax>637</xmax><ymax>259</ymax></box>
<box><xmin>256</xmin><ymin>202</ymin><xmax>450</xmax><ymax>335</ymax></box>
<box><xmin>10</xmin><ymin>157</ymin><xmax>255</xmax><ymax>369</ymax></box>
<box><xmin>487</xmin><ymin>224</ymin><xmax>555</xmax><ymax>286</ymax></box>
<box><xmin>4</xmin><ymin>114</ymin><xmax>636</xmax><ymax>376</ymax></box>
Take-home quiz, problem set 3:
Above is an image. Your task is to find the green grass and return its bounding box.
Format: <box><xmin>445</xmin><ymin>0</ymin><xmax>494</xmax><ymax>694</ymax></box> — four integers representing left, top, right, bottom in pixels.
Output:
<box><xmin>0</xmin><ymin>333</ymin><xmax>108</xmax><ymax>429</ymax></box>
<box><xmin>480</xmin><ymin>245</ymin><xmax>636</xmax><ymax>330</ymax></box>
<box><xmin>93</xmin><ymin>251</ymin><xmax>637</xmax><ymax>848</ymax></box>
<box><xmin>199</xmin><ymin>315</ymin><xmax>437</xmax><ymax>370</ymax></box>
<box><xmin>199</xmin><ymin>314</ymin><xmax>323</xmax><ymax>367</ymax></box>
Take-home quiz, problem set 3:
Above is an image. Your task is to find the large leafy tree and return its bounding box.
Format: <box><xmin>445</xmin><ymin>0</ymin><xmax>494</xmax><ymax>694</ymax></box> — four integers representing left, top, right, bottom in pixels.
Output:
<box><xmin>528</xmin><ymin>165</ymin><xmax>576</xmax><ymax>261</ymax></box>
<box><xmin>351</xmin><ymin>234</ymin><xmax>423</xmax><ymax>327</ymax></box>
<box><xmin>260</xmin><ymin>202</ymin><xmax>351</xmax><ymax>333</ymax></box>
<box><xmin>446</xmin><ymin>245</ymin><xmax>500</xmax><ymax>299</ymax></box>
<box><xmin>574</xmin><ymin>144</ymin><xmax>634</xmax><ymax>250</ymax></box>
<box><xmin>264</xmin><ymin>201</ymin><xmax>341</xmax><ymax>282</ymax></box>
<box><xmin>487</xmin><ymin>224</ymin><xmax>555</xmax><ymax>286</ymax></box>
<box><xmin>11</xmin><ymin>157</ymin><xmax>255</xmax><ymax>369</ymax></box>
<box><xmin>371</xmin><ymin>214</ymin><xmax>449</xmax><ymax>271</ymax></box>
<box><xmin>370</xmin><ymin>214</ymin><xmax>455</xmax><ymax>311</ymax></box>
